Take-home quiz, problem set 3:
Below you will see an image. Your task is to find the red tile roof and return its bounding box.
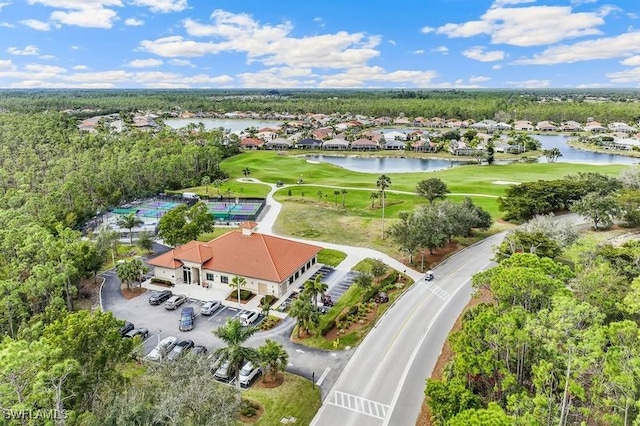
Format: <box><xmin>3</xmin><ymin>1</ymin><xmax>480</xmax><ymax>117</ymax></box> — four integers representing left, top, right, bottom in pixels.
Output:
<box><xmin>148</xmin><ymin>231</ymin><xmax>322</xmax><ymax>283</ymax></box>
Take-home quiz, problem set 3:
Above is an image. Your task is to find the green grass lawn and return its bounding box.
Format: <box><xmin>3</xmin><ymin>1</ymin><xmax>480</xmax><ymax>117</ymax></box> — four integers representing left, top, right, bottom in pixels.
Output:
<box><xmin>317</xmin><ymin>248</ymin><xmax>348</xmax><ymax>267</ymax></box>
<box><xmin>243</xmin><ymin>372</ymin><xmax>321</xmax><ymax>426</ymax></box>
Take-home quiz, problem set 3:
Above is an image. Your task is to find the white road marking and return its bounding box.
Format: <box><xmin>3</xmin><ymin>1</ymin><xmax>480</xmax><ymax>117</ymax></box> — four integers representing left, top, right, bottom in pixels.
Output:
<box><xmin>316</xmin><ymin>367</ymin><xmax>330</xmax><ymax>386</ymax></box>
<box><xmin>422</xmin><ymin>280</ymin><xmax>451</xmax><ymax>301</ymax></box>
<box><xmin>326</xmin><ymin>391</ymin><xmax>388</xmax><ymax>420</ymax></box>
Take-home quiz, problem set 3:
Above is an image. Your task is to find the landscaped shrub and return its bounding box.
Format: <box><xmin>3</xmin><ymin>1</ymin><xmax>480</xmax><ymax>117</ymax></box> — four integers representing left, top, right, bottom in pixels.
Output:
<box><xmin>240</xmin><ymin>399</ymin><xmax>260</xmax><ymax>417</ymax></box>
<box><xmin>150</xmin><ymin>277</ymin><xmax>173</xmax><ymax>286</ymax></box>
<box><xmin>363</xmin><ymin>286</ymin><xmax>379</xmax><ymax>302</ymax></box>
<box><xmin>239</xmin><ymin>289</ymin><xmax>253</xmax><ymax>300</ymax></box>
<box><xmin>260</xmin><ymin>294</ymin><xmax>278</xmax><ymax>307</ymax></box>
<box><xmin>260</xmin><ymin>316</ymin><xmax>281</xmax><ymax>331</ymax></box>
<box><xmin>320</xmin><ymin>319</ymin><xmax>336</xmax><ymax>336</ymax></box>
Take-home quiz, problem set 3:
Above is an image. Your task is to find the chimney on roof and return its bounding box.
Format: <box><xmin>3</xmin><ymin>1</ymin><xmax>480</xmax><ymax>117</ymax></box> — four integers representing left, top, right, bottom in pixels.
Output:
<box><xmin>240</xmin><ymin>221</ymin><xmax>258</xmax><ymax>236</ymax></box>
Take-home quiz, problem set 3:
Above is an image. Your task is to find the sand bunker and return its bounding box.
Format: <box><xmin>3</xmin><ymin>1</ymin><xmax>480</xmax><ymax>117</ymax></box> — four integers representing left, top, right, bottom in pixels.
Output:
<box><xmin>492</xmin><ymin>180</ymin><xmax>521</xmax><ymax>185</ymax></box>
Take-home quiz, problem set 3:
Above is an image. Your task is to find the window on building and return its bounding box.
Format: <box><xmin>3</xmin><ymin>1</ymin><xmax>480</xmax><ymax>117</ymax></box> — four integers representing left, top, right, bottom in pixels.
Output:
<box><xmin>312</xmin><ymin>258</ymin><xmax>316</xmax><ymax>265</ymax></box>
<box><xmin>295</xmin><ymin>272</ymin><xmax>299</xmax><ymax>279</ymax></box>
<box><xmin>289</xmin><ymin>276</ymin><xmax>294</xmax><ymax>284</ymax></box>
<box><xmin>307</xmin><ymin>261</ymin><xmax>311</xmax><ymax>269</ymax></box>
<box><xmin>206</xmin><ymin>273</ymin><xmax>214</xmax><ymax>281</ymax></box>
<box><xmin>221</xmin><ymin>275</ymin><xmax>229</xmax><ymax>284</ymax></box>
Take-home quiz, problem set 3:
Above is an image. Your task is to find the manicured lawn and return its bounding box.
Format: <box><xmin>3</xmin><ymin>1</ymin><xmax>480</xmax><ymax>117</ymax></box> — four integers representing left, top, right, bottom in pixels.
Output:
<box><xmin>243</xmin><ymin>372</ymin><xmax>321</xmax><ymax>426</ymax></box>
<box><xmin>317</xmin><ymin>248</ymin><xmax>348</xmax><ymax>267</ymax></box>
<box><xmin>179</xmin><ymin>178</ymin><xmax>271</xmax><ymax>199</ymax></box>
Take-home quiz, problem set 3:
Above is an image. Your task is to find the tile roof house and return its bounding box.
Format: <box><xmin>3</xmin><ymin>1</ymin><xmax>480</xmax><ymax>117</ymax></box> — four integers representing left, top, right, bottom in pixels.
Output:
<box><xmin>295</xmin><ymin>138</ymin><xmax>323</xmax><ymax>149</ymax></box>
<box><xmin>147</xmin><ymin>222</ymin><xmax>322</xmax><ymax>298</ymax></box>
<box><xmin>351</xmin><ymin>138</ymin><xmax>379</xmax><ymax>151</ymax></box>
<box><xmin>240</xmin><ymin>137</ymin><xmax>263</xmax><ymax>150</ymax></box>
<box><xmin>322</xmin><ymin>138</ymin><xmax>350</xmax><ymax>150</ymax></box>
<box><xmin>265</xmin><ymin>138</ymin><xmax>292</xmax><ymax>150</ymax></box>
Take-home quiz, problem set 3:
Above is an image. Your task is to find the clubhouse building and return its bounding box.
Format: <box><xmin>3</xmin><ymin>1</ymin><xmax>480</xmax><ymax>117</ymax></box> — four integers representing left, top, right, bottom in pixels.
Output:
<box><xmin>147</xmin><ymin>221</ymin><xmax>322</xmax><ymax>298</ymax></box>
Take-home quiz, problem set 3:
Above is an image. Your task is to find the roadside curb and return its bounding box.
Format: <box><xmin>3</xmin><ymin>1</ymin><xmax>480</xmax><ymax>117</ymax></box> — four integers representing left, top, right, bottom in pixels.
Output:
<box><xmin>98</xmin><ymin>274</ymin><xmax>106</xmax><ymax>312</ymax></box>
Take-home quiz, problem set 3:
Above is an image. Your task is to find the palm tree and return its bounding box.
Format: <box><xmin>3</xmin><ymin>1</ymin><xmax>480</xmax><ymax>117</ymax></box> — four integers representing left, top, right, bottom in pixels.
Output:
<box><xmin>376</xmin><ymin>174</ymin><xmax>392</xmax><ymax>239</ymax></box>
<box><xmin>333</xmin><ymin>190</ymin><xmax>340</xmax><ymax>206</ymax></box>
<box><xmin>341</xmin><ymin>189</ymin><xmax>347</xmax><ymax>207</ymax></box>
<box><xmin>303</xmin><ymin>275</ymin><xmax>328</xmax><ymax>307</ymax></box>
<box><xmin>116</xmin><ymin>258</ymin><xmax>147</xmax><ymax>290</ymax></box>
<box><xmin>230</xmin><ymin>275</ymin><xmax>247</xmax><ymax>309</ymax></box>
<box><xmin>256</xmin><ymin>339</ymin><xmax>289</xmax><ymax>383</ymax></box>
<box><xmin>317</xmin><ymin>190</ymin><xmax>324</xmax><ymax>201</ymax></box>
<box><xmin>213</xmin><ymin>318</ymin><xmax>259</xmax><ymax>394</ymax></box>
<box><xmin>289</xmin><ymin>295</ymin><xmax>320</xmax><ymax>337</ymax></box>
<box><xmin>369</xmin><ymin>191</ymin><xmax>379</xmax><ymax>208</ymax></box>
<box><xmin>242</xmin><ymin>167</ymin><xmax>251</xmax><ymax>179</ymax></box>
<box><xmin>116</xmin><ymin>212</ymin><xmax>143</xmax><ymax>246</ymax></box>
<box><xmin>213</xmin><ymin>179</ymin><xmax>223</xmax><ymax>195</ymax></box>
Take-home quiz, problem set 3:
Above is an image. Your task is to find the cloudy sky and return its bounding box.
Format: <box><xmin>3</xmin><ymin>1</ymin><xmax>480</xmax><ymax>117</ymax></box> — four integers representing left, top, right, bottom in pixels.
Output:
<box><xmin>0</xmin><ymin>0</ymin><xmax>639</xmax><ymax>89</ymax></box>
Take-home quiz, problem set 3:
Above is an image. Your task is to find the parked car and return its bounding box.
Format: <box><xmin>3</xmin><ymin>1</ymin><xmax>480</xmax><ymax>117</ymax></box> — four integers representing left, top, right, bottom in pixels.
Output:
<box><xmin>148</xmin><ymin>290</ymin><xmax>173</xmax><ymax>305</ymax></box>
<box><xmin>118</xmin><ymin>321</ymin><xmax>135</xmax><ymax>337</ymax></box>
<box><xmin>179</xmin><ymin>307</ymin><xmax>195</xmax><ymax>331</ymax></box>
<box><xmin>201</xmin><ymin>300</ymin><xmax>222</xmax><ymax>316</ymax></box>
<box><xmin>125</xmin><ymin>327</ymin><xmax>149</xmax><ymax>339</ymax></box>
<box><xmin>144</xmin><ymin>336</ymin><xmax>178</xmax><ymax>361</ymax></box>
<box><xmin>192</xmin><ymin>345</ymin><xmax>208</xmax><ymax>355</ymax></box>
<box><xmin>239</xmin><ymin>311</ymin><xmax>260</xmax><ymax>326</ymax></box>
<box><xmin>239</xmin><ymin>361</ymin><xmax>261</xmax><ymax>387</ymax></box>
<box><xmin>167</xmin><ymin>339</ymin><xmax>194</xmax><ymax>361</ymax></box>
<box><xmin>214</xmin><ymin>360</ymin><xmax>232</xmax><ymax>381</ymax></box>
<box><xmin>164</xmin><ymin>294</ymin><xmax>187</xmax><ymax>310</ymax></box>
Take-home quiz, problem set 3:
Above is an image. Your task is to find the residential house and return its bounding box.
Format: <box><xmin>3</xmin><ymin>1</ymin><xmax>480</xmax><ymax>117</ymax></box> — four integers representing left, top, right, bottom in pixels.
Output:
<box><xmin>295</xmin><ymin>138</ymin><xmax>323</xmax><ymax>149</ymax></box>
<box><xmin>146</xmin><ymin>222</ymin><xmax>322</xmax><ymax>298</ymax></box>
<box><xmin>513</xmin><ymin>121</ymin><xmax>534</xmax><ymax>131</ymax></box>
<box><xmin>322</xmin><ymin>138</ymin><xmax>350</xmax><ymax>150</ymax></box>
<box><xmin>240</xmin><ymin>138</ymin><xmax>263</xmax><ymax>150</ymax></box>
<box><xmin>257</xmin><ymin>128</ymin><xmax>278</xmax><ymax>141</ymax></box>
<box><xmin>411</xmin><ymin>139</ymin><xmax>437</xmax><ymax>152</ymax></box>
<box><xmin>374</xmin><ymin>116</ymin><xmax>392</xmax><ymax>126</ymax></box>
<box><xmin>449</xmin><ymin>140</ymin><xmax>484</xmax><ymax>156</ymax></box>
<box><xmin>264</xmin><ymin>138</ymin><xmax>292</xmax><ymax>150</ymax></box>
<box><xmin>383</xmin><ymin>139</ymin><xmax>406</xmax><ymax>150</ymax></box>
<box><xmin>561</xmin><ymin>121</ymin><xmax>583</xmax><ymax>132</ymax></box>
<box><xmin>536</xmin><ymin>121</ymin><xmax>558</xmax><ymax>132</ymax></box>
<box><xmin>383</xmin><ymin>131</ymin><xmax>407</xmax><ymax>141</ymax></box>
<box><xmin>609</xmin><ymin>122</ymin><xmax>636</xmax><ymax>133</ymax></box>
<box><xmin>470</xmin><ymin>119</ymin><xmax>498</xmax><ymax>132</ymax></box>
<box><xmin>393</xmin><ymin>117</ymin><xmax>412</xmax><ymax>126</ymax></box>
<box><xmin>351</xmin><ymin>138</ymin><xmax>379</xmax><ymax>151</ymax></box>
<box><xmin>584</xmin><ymin>121</ymin><xmax>607</xmax><ymax>133</ymax></box>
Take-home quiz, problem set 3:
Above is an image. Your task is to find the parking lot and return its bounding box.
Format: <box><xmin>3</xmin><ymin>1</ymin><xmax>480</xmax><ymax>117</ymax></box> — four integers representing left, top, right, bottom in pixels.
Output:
<box><xmin>326</xmin><ymin>270</ymin><xmax>358</xmax><ymax>301</ymax></box>
<box><xmin>109</xmin><ymin>292</ymin><xmax>264</xmax><ymax>358</ymax></box>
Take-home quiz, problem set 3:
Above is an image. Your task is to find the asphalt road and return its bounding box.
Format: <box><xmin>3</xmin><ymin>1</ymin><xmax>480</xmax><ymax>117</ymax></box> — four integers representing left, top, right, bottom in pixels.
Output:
<box><xmin>311</xmin><ymin>231</ymin><xmax>506</xmax><ymax>426</ymax></box>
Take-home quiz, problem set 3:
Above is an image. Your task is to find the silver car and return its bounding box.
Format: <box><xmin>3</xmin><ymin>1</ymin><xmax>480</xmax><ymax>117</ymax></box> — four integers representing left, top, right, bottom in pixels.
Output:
<box><xmin>239</xmin><ymin>361</ymin><xmax>261</xmax><ymax>387</ymax></box>
<box><xmin>239</xmin><ymin>311</ymin><xmax>259</xmax><ymax>326</ymax></box>
<box><xmin>144</xmin><ymin>336</ymin><xmax>178</xmax><ymax>361</ymax></box>
<box><xmin>201</xmin><ymin>300</ymin><xmax>222</xmax><ymax>316</ymax></box>
<box><xmin>164</xmin><ymin>294</ymin><xmax>187</xmax><ymax>310</ymax></box>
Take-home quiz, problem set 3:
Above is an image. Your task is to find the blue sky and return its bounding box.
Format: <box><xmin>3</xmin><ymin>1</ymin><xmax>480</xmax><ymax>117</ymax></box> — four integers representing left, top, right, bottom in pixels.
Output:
<box><xmin>0</xmin><ymin>0</ymin><xmax>639</xmax><ymax>89</ymax></box>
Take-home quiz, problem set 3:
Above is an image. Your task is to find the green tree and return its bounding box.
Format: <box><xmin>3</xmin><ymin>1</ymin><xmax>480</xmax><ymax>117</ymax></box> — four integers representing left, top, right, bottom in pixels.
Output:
<box><xmin>495</xmin><ymin>230</ymin><xmax>562</xmax><ymax>261</ymax></box>
<box><xmin>416</xmin><ymin>178</ymin><xmax>450</xmax><ymax>204</ymax></box>
<box><xmin>116</xmin><ymin>212</ymin><xmax>143</xmax><ymax>246</ymax></box>
<box><xmin>376</xmin><ymin>174</ymin><xmax>391</xmax><ymax>239</ymax></box>
<box><xmin>136</xmin><ymin>229</ymin><xmax>154</xmax><ymax>254</ymax></box>
<box><xmin>242</xmin><ymin>167</ymin><xmax>251</xmax><ymax>179</ymax></box>
<box><xmin>42</xmin><ymin>310</ymin><xmax>134</xmax><ymax>412</ymax></box>
<box><xmin>354</xmin><ymin>272</ymin><xmax>373</xmax><ymax>289</ymax></box>
<box><xmin>570</xmin><ymin>192</ymin><xmax>620</xmax><ymax>230</ymax></box>
<box><xmin>201</xmin><ymin>175</ymin><xmax>211</xmax><ymax>195</ymax></box>
<box><xmin>369</xmin><ymin>191</ymin><xmax>379</xmax><ymax>208</ymax></box>
<box><xmin>341</xmin><ymin>189</ymin><xmax>347</xmax><ymax>207</ymax></box>
<box><xmin>370</xmin><ymin>259</ymin><xmax>387</xmax><ymax>278</ymax></box>
<box><xmin>289</xmin><ymin>295</ymin><xmax>320</xmax><ymax>337</ymax></box>
<box><xmin>213</xmin><ymin>318</ymin><xmax>259</xmax><ymax>394</ymax></box>
<box><xmin>213</xmin><ymin>178</ymin><xmax>224</xmax><ymax>195</ymax></box>
<box><xmin>256</xmin><ymin>339</ymin><xmax>289</xmax><ymax>383</ymax></box>
<box><xmin>230</xmin><ymin>275</ymin><xmax>247</xmax><ymax>308</ymax></box>
<box><xmin>425</xmin><ymin>378</ymin><xmax>481</xmax><ymax>425</ymax></box>
<box><xmin>387</xmin><ymin>211</ymin><xmax>423</xmax><ymax>263</ymax></box>
<box><xmin>116</xmin><ymin>258</ymin><xmax>147</xmax><ymax>290</ymax></box>
<box><xmin>157</xmin><ymin>201</ymin><xmax>215</xmax><ymax>246</ymax></box>
<box><xmin>333</xmin><ymin>190</ymin><xmax>341</xmax><ymax>206</ymax></box>
<box><xmin>543</xmin><ymin>147</ymin><xmax>563</xmax><ymax>163</ymax></box>
<box><xmin>303</xmin><ymin>274</ymin><xmax>327</xmax><ymax>307</ymax></box>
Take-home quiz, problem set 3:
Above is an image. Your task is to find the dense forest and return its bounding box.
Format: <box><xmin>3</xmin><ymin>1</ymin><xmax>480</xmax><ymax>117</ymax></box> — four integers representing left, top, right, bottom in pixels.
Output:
<box><xmin>1</xmin><ymin>89</ymin><xmax>640</xmax><ymax>123</ymax></box>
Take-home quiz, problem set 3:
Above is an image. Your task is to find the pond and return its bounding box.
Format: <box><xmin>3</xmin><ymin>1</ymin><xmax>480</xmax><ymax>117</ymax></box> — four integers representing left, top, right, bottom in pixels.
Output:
<box><xmin>307</xmin><ymin>135</ymin><xmax>638</xmax><ymax>173</ymax></box>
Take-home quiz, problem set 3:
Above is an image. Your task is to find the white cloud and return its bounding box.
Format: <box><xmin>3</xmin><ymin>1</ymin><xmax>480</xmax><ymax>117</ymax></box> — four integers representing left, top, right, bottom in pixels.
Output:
<box><xmin>73</xmin><ymin>64</ymin><xmax>88</xmax><ymax>70</ymax></box>
<box><xmin>506</xmin><ymin>79</ymin><xmax>552</xmax><ymax>88</ymax></box>
<box><xmin>515</xmin><ymin>31</ymin><xmax>640</xmax><ymax>64</ymax></box>
<box><xmin>436</xmin><ymin>5</ymin><xmax>604</xmax><ymax>46</ymax></box>
<box><xmin>127</xmin><ymin>58</ymin><xmax>163</xmax><ymax>68</ymax></box>
<box><xmin>607</xmin><ymin>67</ymin><xmax>640</xmax><ymax>83</ymax></box>
<box><xmin>38</xmin><ymin>54</ymin><xmax>56</xmax><ymax>59</ymax></box>
<box><xmin>413</xmin><ymin>49</ymin><xmax>425</xmax><ymax>54</ymax></box>
<box><xmin>20</xmin><ymin>19</ymin><xmax>52</xmax><ymax>31</ymax></box>
<box><xmin>27</xmin><ymin>0</ymin><xmax>123</xmax><ymax>29</ymax></box>
<box><xmin>469</xmin><ymin>76</ymin><xmax>491</xmax><ymax>83</ymax></box>
<box><xmin>388</xmin><ymin>39</ymin><xmax>396</xmax><ymax>45</ymax></box>
<box><xmin>70</xmin><ymin>45</ymin><xmax>81</xmax><ymax>50</ymax></box>
<box><xmin>0</xmin><ymin>22</ymin><xmax>14</xmax><ymax>28</ymax></box>
<box><xmin>432</xmin><ymin>46</ymin><xmax>449</xmax><ymax>54</ymax></box>
<box><xmin>576</xmin><ymin>82</ymin><xmax>614</xmax><ymax>88</ymax></box>
<box><xmin>0</xmin><ymin>2</ymin><xmax>10</xmax><ymax>11</ymax></box>
<box><xmin>133</xmin><ymin>0</ymin><xmax>187</xmax><ymax>13</ymax></box>
<box><xmin>7</xmin><ymin>45</ymin><xmax>39</xmax><ymax>55</ymax></box>
<box><xmin>169</xmin><ymin>59</ymin><xmax>194</xmax><ymax>67</ymax></box>
<box><xmin>621</xmin><ymin>56</ymin><xmax>640</xmax><ymax>66</ymax></box>
<box><xmin>0</xmin><ymin>59</ymin><xmax>14</xmax><ymax>70</ymax></box>
<box><xmin>318</xmin><ymin>66</ymin><xmax>439</xmax><ymax>88</ymax></box>
<box><xmin>141</xmin><ymin>10</ymin><xmax>382</xmax><ymax>70</ymax></box>
<box><xmin>492</xmin><ymin>64</ymin><xmax>503</xmax><ymax>70</ymax></box>
<box><xmin>420</xmin><ymin>26</ymin><xmax>435</xmax><ymax>34</ymax></box>
<box><xmin>462</xmin><ymin>46</ymin><xmax>505</xmax><ymax>62</ymax></box>
<box><xmin>491</xmin><ymin>0</ymin><xmax>535</xmax><ymax>6</ymax></box>
<box><xmin>24</xmin><ymin>64</ymin><xmax>66</xmax><ymax>73</ymax></box>
<box><xmin>125</xmin><ymin>17</ymin><xmax>144</xmax><ymax>26</ymax></box>
<box><xmin>51</xmin><ymin>7</ymin><xmax>118</xmax><ymax>28</ymax></box>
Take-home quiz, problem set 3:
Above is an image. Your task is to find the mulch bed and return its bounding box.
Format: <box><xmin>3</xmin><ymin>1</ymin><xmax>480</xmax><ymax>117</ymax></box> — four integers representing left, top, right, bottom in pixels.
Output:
<box><xmin>121</xmin><ymin>286</ymin><xmax>147</xmax><ymax>300</ymax></box>
<box><xmin>255</xmin><ymin>372</ymin><xmax>285</xmax><ymax>389</ymax></box>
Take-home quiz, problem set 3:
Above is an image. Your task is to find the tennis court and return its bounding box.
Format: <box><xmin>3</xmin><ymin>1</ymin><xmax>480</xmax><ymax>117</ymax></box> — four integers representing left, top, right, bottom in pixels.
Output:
<box><xmin>205</xmin><ymin>198</ymin><xmax>265</xmax><ymax>222</ymax></box>
<box><xmin>133</xmin><ymin>200</ymin><xmax>182</xmax><ymax>218</ymax></box>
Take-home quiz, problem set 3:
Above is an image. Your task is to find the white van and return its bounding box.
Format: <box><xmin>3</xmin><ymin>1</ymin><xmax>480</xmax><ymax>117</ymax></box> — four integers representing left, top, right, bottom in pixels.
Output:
<box><xmin>239</xmin><ymin>361</ymin><xmax>261</xmax><ymax>387</ymax></box>
<box><xmin>182</xmin><ymin>192</ymin><xmax>199</xmax><ymax>199</ymax></box>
